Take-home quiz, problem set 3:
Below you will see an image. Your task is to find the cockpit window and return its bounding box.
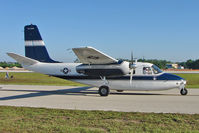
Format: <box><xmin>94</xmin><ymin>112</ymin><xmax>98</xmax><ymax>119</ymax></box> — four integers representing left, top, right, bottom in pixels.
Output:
<box><xmin>143</xmin><ymin>67</ymin><xmax>152</xmax><ymax>74</ymax></box>
<box><xmin>152</xmin><ymin>65</ymin><xmax>162</xmax><ymax>74</ymax></box>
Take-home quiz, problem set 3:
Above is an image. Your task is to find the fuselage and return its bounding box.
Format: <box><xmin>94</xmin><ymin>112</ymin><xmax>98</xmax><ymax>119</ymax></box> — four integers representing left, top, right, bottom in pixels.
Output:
<box><xmin>22</xmin><ymin>61</ymin><xmax>186</xmax><ymax>91</ymax></box>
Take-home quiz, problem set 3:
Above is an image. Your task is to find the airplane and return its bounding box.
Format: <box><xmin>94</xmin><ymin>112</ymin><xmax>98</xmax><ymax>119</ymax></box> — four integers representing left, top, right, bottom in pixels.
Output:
<box><xmin>7</xmin><ymin>24</ymin><xmax>188</xmax><ymax>96</ymax></box>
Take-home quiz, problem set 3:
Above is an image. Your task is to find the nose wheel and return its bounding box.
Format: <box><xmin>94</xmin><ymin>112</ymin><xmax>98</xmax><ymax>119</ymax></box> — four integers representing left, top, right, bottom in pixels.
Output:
<box><xmin>180</xmin><ymin>88</ymin><xmax>188</xmax><ymax>95</ymax></box>
<box><xmin>99</xmin><ymin>86</ymin><xmax>110</xmax><ymax>96</ymax></box>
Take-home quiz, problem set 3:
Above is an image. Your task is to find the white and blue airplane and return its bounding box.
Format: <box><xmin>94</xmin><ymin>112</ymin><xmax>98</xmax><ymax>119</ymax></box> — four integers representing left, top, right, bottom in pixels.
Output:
<box><xmin>7</xmin><ymin>24</ymin><xmax>188</xmax><ymax>96</ymax></box>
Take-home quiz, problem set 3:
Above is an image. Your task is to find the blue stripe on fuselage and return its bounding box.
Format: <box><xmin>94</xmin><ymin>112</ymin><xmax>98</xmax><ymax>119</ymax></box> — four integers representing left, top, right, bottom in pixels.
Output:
<box><xmin>52</xmin><ymin>73</ymin><xmax>184</xmax><ymax>81</ymax></box>
<box><xmin>156</xmin><ymin>73</ymin><xmax>184</xmax><ymax>80</ymax></box>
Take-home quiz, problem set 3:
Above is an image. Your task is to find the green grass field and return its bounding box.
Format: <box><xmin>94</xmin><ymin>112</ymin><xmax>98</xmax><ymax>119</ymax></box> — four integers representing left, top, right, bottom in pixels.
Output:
<box><xmin>0</xmin><ymin>72</ymin><xmax>199</xmax><ymax>88</ymax></box>
<box><xmin>0</xmin><ymin>72</ymin><xmax>85</xmax><ymax>86</ymax></box>
<box><xmin>0</xmin><ymin>106</ymin><xmax>198</xmax><ymax>133</ymax></box>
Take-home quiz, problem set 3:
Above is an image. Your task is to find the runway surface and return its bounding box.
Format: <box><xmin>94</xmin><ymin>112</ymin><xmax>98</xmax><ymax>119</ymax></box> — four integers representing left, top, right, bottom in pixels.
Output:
<box><xmin>0</xmin><ymin>85</ymin><xmax>199</xmax><ymax>114</ymax></box>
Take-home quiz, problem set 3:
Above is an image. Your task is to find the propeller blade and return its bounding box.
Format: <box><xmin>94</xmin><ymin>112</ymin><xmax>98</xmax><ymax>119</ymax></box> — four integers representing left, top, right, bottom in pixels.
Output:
<box><xmin>131</xmin><ymin>51</ymin><xmax>133</xmax><ymax>63</ymax></box>
<box><xmin>130</xmin><ymin>51</ymin><xmax>134</xmax><ymax>84</ymax></box>
<box><xmin>130</xmin><ymin>69</ymin><xmax>133</xmax><ymax>84</ymax></box>
<box><xmin>129</xmin><ymin>51</ymin><xmax>134</xmax><ymax>69</ymax></box>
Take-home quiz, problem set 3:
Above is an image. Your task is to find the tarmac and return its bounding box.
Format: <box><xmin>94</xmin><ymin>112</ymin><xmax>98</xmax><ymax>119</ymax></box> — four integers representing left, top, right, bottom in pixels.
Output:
<box><xmin>0</xmin><ymin>85</ymin><xmax>199</xmax><ymax>114</ymax></box>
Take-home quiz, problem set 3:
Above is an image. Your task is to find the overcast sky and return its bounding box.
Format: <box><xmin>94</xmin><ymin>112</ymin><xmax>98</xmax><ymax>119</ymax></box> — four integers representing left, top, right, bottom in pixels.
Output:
<box><xmin>0</xmin><ymin>0</ymin><xmax>199</xmax><ymax>62</ymax></box>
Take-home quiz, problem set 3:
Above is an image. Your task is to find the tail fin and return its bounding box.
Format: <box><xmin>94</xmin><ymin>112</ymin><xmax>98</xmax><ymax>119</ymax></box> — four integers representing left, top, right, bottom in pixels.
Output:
<box><xmin>24</xmin><ymin>24</ymin><xmax>59</xmax><ymax>63</ymax></box>
<box><xmin>7</xmin><ymin>53</ymin><xmax>38</xmax><ymax>66</ymax></box>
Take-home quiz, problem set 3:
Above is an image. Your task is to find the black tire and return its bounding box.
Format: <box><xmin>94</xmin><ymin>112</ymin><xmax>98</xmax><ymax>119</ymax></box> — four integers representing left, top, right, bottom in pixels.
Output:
<box><xmin>99</xmin><ymin>86</ymin><xmax>110</xmax><ymax>96</ymax></box>
<box><xmin>180</xmin><ymin>88</ymin><xmax>188</xmax><ymax>95</ymax></box>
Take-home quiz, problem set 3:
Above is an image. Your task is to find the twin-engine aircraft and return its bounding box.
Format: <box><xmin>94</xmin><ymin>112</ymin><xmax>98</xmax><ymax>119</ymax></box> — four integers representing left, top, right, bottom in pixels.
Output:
<box><xmin>7</xmin><ymin>24</ymin><xmax>188</xmax><ymax>96</ymax></box>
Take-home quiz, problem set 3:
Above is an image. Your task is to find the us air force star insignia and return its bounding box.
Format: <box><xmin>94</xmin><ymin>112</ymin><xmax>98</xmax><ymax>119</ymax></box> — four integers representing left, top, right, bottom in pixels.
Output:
<box><xmin>61</xmin><ymin>68</ymin><xmax>70</xmax><ymax>74</ymax></box>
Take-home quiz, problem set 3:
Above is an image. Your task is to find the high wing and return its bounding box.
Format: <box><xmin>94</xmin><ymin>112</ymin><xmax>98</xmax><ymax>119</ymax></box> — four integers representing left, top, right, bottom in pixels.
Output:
<box><xmin>72</xmin><ymin>47</ymin><xmax>118</xmax><ymax>64</ymax></box>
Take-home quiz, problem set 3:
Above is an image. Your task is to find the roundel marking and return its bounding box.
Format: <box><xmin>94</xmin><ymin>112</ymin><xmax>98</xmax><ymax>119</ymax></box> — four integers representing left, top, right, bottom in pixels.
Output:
<box><xmin>62</xmin><ymin>68</ymin><xmax>69</xmax><ymax>74</ymax></box>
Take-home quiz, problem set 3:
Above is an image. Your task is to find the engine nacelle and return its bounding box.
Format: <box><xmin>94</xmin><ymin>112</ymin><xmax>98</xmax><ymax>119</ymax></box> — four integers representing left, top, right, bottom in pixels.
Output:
<box><xmin>76</xmin><ymin>61</ymin><xmax>130</xmax><ymax>77</ymax></box>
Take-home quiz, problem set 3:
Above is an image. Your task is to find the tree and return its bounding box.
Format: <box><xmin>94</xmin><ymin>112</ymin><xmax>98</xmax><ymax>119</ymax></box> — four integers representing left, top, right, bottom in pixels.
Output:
<box><xmin>0</xmin><ymin>62</ymin><xmax>22</xmax><ymax>68</ymax></box>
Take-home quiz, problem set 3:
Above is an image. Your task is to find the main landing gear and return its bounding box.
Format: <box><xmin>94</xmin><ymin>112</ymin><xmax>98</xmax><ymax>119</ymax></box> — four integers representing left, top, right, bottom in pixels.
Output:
<box><xmin>98</xmin><ymin>76</ymin><xmax>110</xmax><ymax>96</ymax></box>
<box><xmin>98</xmin><ymin>86</ymin><xmax>110</xmax><ymax>96</ymax></box>
<box><xmin>180</xmin><ymin>88</ymin><xmax>188</xmax><ymax>95</ymax></box>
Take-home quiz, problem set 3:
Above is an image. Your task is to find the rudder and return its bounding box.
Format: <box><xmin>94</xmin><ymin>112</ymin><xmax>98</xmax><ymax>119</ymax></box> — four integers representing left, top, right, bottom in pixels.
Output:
<box><xmin>24</xmin><ymin>24</ymin><xmax>59</xmax><ymax>63</ymax></box>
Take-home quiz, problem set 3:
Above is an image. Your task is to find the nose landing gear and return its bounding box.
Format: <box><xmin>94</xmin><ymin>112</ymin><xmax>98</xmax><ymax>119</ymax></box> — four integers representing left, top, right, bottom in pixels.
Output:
<box><xmin>180</xmin><ymin>88</ymin><xmax>188</xmax><ymax>95</ymax></box>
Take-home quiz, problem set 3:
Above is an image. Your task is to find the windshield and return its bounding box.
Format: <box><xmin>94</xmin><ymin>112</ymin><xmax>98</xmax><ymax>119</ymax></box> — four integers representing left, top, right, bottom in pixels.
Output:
<box><xmin>152</xmin><ymin>65</ymin><xmax>163</xmax><ymax>74</ymax></box>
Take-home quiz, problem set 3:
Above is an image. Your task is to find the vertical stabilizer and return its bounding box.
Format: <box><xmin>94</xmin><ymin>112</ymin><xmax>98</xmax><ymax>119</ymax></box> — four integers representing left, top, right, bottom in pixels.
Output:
<box><xmin>24</xmin><ymin>24</ymin><xmax>59</xmax><ymax>63</ymax></box>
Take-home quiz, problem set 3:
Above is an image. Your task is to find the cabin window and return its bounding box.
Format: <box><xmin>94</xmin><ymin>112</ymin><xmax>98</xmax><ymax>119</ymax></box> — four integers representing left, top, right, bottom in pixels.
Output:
<box><xmin>151</xmin><ymin>65</ymin><xmax>162</xmax><ymax>74</ymax></box>
<box><xmin>143</xmin><ymin>67</ymin><xmax>152</xmax><ymax>74</ymax></box>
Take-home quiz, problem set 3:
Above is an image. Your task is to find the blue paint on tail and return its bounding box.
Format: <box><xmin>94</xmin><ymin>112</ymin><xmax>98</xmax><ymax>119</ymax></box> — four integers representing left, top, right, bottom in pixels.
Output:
<box><xmin>25</xmin><ymin>24</ymin><xmax>42</xmax><ymax>41</ymax></box>
<box><xmin>24</xmin><ymin>24</ymin><xmax>59</xmax><ymax>63</ymax></box>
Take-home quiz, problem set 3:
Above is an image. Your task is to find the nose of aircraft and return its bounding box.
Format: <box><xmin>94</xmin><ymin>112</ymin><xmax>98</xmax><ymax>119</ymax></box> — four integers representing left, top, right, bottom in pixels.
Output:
<box><xmin>157</xmin><ymin>73</ymin><xmax>187</xmax><ymax>95</ymax></box>
<box><xmin>157</xmin><ymin>73</ymin><xmax>186</xmax><ymax>89</ymax></box>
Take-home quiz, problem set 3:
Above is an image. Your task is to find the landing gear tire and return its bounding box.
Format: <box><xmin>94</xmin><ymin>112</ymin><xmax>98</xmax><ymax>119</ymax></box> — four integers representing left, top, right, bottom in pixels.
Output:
<box><xmin>180</xmin><ymin>88</ymin><xmax>188</xmax><ymax>95</ymax></box>
<box><xmin>99</xmin><ymin>86</ymin><xmax>110</xmax><ymax>96</ymax></box>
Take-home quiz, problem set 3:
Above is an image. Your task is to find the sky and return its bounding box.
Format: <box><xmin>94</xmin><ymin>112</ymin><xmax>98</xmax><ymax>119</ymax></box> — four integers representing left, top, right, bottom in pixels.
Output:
<box><xmin>0</xmin><ymin>0</ymin><xmax>199</xmax><ymax>62</ymax></box>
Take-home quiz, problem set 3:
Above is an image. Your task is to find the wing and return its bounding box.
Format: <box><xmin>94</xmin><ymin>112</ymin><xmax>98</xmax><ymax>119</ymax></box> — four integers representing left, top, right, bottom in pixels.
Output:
<box><xmin>72</xmin><ymin>47</ymin><xmax>118</xmax><ymax>64</ymax></box>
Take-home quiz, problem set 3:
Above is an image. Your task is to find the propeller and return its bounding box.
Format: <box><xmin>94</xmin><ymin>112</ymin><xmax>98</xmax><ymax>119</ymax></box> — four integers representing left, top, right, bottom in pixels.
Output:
<box><xmin>129</xmin><ymin>51</ymin><xmax>134</xmax><ymax>84</ymax></box>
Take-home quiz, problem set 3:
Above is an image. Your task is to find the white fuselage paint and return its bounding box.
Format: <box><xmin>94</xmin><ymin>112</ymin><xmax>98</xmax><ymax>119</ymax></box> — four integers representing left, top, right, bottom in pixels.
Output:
<box><xmin>74</xmin><ymin>80</ymin><xmax>182</xmax><ymax>91</ymax></box>
<box><xmin>22</xmin><ymin>62</ymin><xmax>185</xmax><ymax>91</ymax></box>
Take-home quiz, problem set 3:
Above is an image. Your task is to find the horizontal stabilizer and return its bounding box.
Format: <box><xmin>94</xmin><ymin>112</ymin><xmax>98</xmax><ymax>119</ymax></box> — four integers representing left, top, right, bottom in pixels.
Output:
<box><xmin>7</xmin><ymin>53</ymin><xmax>39</xmax><ymax>66</ymax></box>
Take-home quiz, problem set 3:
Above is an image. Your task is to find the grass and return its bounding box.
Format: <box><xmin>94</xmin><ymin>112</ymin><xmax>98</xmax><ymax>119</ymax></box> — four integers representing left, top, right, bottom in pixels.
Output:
<box><xmin>0</xmin><ymin>72</ymin><xmax>199</xmax><ymax>88</ymax></box>
<box><xmin>0</xmin><ymin>106</ymin><xmax>198</xmax><ymax>133</ymax></box>
<box><xmin>0</xmin><ymin>72</ymin><xmax>85</xmax><ymax>86</ymax></box>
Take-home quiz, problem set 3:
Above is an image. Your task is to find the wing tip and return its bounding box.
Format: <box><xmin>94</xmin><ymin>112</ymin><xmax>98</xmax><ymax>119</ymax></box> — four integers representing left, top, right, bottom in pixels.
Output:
<box><xmin>7</xmin><ymin>52</ymin><xmax>39</xmax><ymax>66</ymax></box>
<box><xmin>7</xmin><ymin>52</ymin><xmax>17</xmax><ymax>58</ymax></box>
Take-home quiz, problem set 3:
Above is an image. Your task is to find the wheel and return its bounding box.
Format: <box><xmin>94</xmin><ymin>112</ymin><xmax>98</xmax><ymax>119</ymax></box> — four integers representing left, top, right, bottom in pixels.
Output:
<box><xmin>99</xmin><ymin>86</ymin><xmax>110</xmax><ymax>96</ymax></box>
<box><xmin>116</xmin><ymin>90</ymin><xmax>123</xmax><ymax>92</ymax></box>
<box><xmin>180</xmin><ymin>88</ymin><xmax>188</xmax><ymax>95</ymax></box>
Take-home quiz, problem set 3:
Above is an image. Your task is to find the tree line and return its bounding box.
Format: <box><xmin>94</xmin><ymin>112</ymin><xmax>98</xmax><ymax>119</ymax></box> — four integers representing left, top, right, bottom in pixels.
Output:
<box><xmin>0</xmin><ymin>62</ymin><xmax>22</xmax><ymax>68</ymax></box>
<box><xmin>178</xmin><ymin>59</ymin><xmax>199</xmax><ymax>69</ymax></box>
